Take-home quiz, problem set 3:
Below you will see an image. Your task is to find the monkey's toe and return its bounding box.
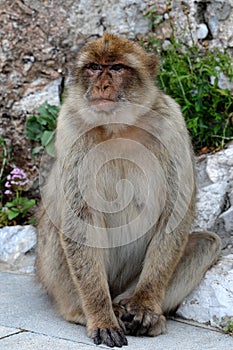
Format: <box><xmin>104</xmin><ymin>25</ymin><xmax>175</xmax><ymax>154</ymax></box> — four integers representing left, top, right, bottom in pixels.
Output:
<box><xmin>123</xmin><ymin>310</ymin><xmax>166</xmax><ymax>336</ymax></box>
<box><xmin>117</xmin><ymin>299</ymin><xmax>166</xmax><ymax>336</ymax></box>
<box><xmin>92</xmin><ymin>327</ymin><xmax>128</xmax><ymax>347</ymax></box>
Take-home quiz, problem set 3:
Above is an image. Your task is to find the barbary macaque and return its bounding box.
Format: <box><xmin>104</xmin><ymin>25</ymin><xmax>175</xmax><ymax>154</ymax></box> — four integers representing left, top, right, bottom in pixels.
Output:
<box><xmin>36</xmin><ymin>33</ymin><xmax>221</xmax><ymax>348</ymax></box>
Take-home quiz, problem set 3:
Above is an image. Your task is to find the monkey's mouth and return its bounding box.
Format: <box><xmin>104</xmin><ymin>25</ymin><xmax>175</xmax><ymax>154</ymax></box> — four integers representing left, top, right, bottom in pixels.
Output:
<box><xmin>90</xmin><ymin>98</ymin><xmax>117</xmax><ymax>112</ymax></box>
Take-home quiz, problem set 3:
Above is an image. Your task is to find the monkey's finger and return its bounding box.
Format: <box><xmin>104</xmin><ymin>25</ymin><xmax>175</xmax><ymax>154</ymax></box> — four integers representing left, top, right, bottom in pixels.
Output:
<box><xmin>118</xmin><ymin>329</ymin><xmax>128</xmax><ymax>346</ymax></box>
<box><xmin>147</xmin><ymin>315</ymin><xmax>167</xmax><ymax>337</ymax></box>
<box><xmin>92</xmin><ymin>328</ymin><xmax>101</xmax><ymax>345</ymax></box>
<box><xmin>136</xmin><ymin>312</ymin><xmax>152</xmax><ymax>335</ymax></box>
<box><xmin>121</xmin><ymin>311</ymin><xmax>135</xmax><ymax>323</ymax></box>
<box><xmin>124</xmin><ymin>317</ymin><xmax>141</xmax><ymax>335</ymax></box>
<box><xmin>115</xmin><ymin>316</ymin><xmax>127</xmax><ymax>333</ymax></box>
<box><xmin>108</xmin><ymin>328</ymin><xmax>128</xmax><ymax>347</ymax></box>
<box><xmin>99</xmin><ymin>329</ymin><xmax>115</xmax><ymax>347</ymax></box>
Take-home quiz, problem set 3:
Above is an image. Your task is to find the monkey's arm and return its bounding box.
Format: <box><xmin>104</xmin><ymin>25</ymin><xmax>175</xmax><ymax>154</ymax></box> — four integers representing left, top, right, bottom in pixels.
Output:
<box><xmin>116</xmin><ymin>221</ymin><xmax>189</xmax><ymax>337</ymax></box>
<box><xmin>59</xmin><ymin>226</ymin><xmax>127</xmax><ymax>347</ymax></box>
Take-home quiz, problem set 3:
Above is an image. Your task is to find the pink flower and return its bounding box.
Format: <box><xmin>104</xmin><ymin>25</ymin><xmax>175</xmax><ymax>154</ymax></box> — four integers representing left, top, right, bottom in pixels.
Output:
<box><xmin>19</xmin><ymin>180</ymin><xmax>29</xmax><ymax>186</ymax></box>
<box><xmin>4</xmin><ymin>190</ymin><xmax>12</xmax><ymax>195</ymax></box>
<box><xmin>5</xmin><ymin>181</ymin><xmax>11</xmax><ymax>188</ymax></box>
<box><xmin>11</xmin><ymin>168</ymin><xmax>21</xmax><ymax>175</ymax></box>
<box><xmin>10</xmin><ymin>168</ymin><xmax>27</xmax><ymax>179</ymax></box>
<box><xmin>12</xmin><ymin>174</ymin><xmax>22</xmax><ymax>179</ymax></box>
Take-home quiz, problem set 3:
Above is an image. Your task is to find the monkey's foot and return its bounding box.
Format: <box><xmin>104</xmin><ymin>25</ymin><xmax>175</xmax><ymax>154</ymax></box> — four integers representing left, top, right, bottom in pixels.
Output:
<box><xmin>113</xmin><ymin>303</ymin><xmax>127</xmax><ymax>333</ymax></box>
<box><xmin>91</xmin><ymin>327</ymin><xmax>128</xmax><ymax>348</ymax></box>
<box><xmin>117</xmin><ymin>299</ymin><xmax>166</xmax><ymax>336</ymax></box>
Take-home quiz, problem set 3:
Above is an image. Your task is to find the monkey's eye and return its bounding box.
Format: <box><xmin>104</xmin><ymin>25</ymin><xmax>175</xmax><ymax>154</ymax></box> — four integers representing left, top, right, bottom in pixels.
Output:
<box><xmin>109</xmin><ymin>64</ymin><xmax>125</xmax><ymax>72</ymax></box>
<box><xmin>87</xmin><ymin>63</ymin><xmax>102</xmax><ymax>71</ymax></box>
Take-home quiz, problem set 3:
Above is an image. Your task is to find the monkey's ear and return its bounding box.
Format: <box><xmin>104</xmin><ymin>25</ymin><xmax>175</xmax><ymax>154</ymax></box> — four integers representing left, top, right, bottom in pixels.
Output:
<box><xmin>148</xmin><ymin>54</ymin><xmax>158</xmax><ymax>75</ymax></box>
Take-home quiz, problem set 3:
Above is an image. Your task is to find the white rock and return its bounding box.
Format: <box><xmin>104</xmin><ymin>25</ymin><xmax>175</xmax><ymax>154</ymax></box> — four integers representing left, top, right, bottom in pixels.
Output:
<box><xmin>13</xmin><ymin>79</ymin><xmax>60</xmax><ymax>113</ymax></box>
<box><xmin>192</xmin><ymin>182</ymin><xmax>228</xmax><ymax>231</ymax></box>
<box><xmin>177</xmin><ymin>254</ymin><xmax>233</xmax><ymax>326</ymax></box>
<box><xmin>195</xmin><ymin>156</ymin><xmax>212</xmax><ymax>188</ymax></box>
<box><xmin>162</xmin><ymin>40</ymin><xmax>172</xmax><ymax>51</ymax></box>
<box><xmin>197</xmin><ymin>23</ymin><xmax>209</xmax><ymax>39</ymax></box>
<box><xmin>0</xmin><ymin>225</ymin><xmax>36</xmax><ymax>273</ymax></box>
<box><xmin>68</xmin><ymin>0</ymin><xmax>149</xmax><ymax>38</ymax></box>
<box><xmin>206</xmin><ymin>145</ymin><xmax>233</xmax><ymax>183</ymax></box>
<box><xmin>217</xmin><ymin>71</ymin><xmax>233</xmax><ymax>91</ymax></box>
<box><xmin>219</xmin><ymin>207</ymin><xmax>233</xmax><ymax>233</ymax></box>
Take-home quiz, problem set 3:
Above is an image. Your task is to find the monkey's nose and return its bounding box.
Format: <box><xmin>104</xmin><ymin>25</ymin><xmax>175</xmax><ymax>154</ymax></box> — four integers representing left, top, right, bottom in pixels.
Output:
<box><xmin>102</xmin><ymin>83</ymin><xmax>110</xmax><ymax>91</ymax></box>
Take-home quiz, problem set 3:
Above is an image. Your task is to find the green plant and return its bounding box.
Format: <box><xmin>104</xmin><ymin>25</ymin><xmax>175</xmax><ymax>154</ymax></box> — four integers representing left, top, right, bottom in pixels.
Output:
<box><xmin>0</xmin><ymin>168</ymin><xmax>35</xmax><ymax>227</ymax></box>
<box><xmin>158</xmin><ymin>45</ymin><xmax>233</xmax><ymax>150</ymax></box>
<box><xmin>143</xmin><ymin>5</ymin><xmax>233</xmax><ymax>151</ymax></box>
<box><xmin>223</xmin><ymin>321</ymin><xmax>233</xmax><ymax>336</ymax></box>
<box><xmin>0</xmin><ymin>136</ymin><xmax>12</xmax><ymax>204</ymax></box>
<box><xmin>25</xmin><ymin>101</ymin><xmax>59</xmax><ymax>157</ymax></box>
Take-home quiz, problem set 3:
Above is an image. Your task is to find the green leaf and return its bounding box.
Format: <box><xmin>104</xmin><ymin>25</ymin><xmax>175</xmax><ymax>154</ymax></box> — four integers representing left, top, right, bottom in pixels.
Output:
<box><xmin>22</xmin><ymin>199</ymin><xmax>36</xmax><ymax>210</ymax></box>
<box><xmin>32</xmin><ymin>146</ymin><xmax>43</xmax><ymax>157</ymax></box>
<box><xmin>25</xmin><ymin>116</ymin><xmax>44</xmax><ymax>141</ymax></box>
<box><xmin>5</xmin><ymin>201</ymin><xmax>15</xmax><ymax>208</ymax></box>
<box><xmin>41</xmin><ymin>130</ymin><xmax>55</xmax><ymax>147</ymax></box>
<box><xmin>8</xmin><ymin>210</ymin><xmax>20</xmax><ymax>220</ymax></box>
<box><xmin>37</xmin><ymin>105</ymin><xmax>51</xmax><ymax>118</ymax></box>
<box><xmin>45</xmin><ymin>141</ymin><xmax>56</xmax><ymax>157</ymax></box>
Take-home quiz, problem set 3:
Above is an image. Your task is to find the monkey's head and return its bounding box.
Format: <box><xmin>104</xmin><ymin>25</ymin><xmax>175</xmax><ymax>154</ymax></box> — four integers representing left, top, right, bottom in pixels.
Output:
<box><xmin>69</xmin><ymin>33</ymin><xmax>158</xmax><ymax>126</ymax></box>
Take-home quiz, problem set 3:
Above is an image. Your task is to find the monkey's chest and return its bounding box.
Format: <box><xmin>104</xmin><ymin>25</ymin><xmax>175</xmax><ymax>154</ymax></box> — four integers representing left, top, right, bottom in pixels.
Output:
<box><xmin>76</xmin><ymin>151</ymin><xmax>165</xmax><ymax>250</ymax></box>
<box><xmin>93</xmin><ymin>158</ymin><xmax>164</xmax><ymax>224</ymax></box>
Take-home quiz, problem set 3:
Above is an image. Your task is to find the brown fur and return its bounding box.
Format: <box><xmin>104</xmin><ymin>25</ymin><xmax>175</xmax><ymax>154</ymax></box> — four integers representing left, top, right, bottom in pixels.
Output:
<box><xmin>36</xmin><ymin>33</ymin><xmax>221</xmax><ymax>347</ymax></box>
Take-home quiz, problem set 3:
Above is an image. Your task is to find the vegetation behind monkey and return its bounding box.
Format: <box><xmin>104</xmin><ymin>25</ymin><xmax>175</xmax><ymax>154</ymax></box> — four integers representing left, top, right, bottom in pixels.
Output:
<box><xmin>36</xmin><ymin>33</ymin><xmax>221</xmax><ymax>348</ymax></box>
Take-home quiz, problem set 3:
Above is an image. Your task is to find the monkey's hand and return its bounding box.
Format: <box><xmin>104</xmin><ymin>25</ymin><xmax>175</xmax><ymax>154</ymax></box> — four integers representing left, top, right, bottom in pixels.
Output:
<box><xmin>89</xmin><ymin>326</ymin><xmax>128</xmax><ymax>348</ymax></box>
<box><xmin>116</xmin><ymin>297</ymin><xmax>166</xmax><ymax>337</ymax></box>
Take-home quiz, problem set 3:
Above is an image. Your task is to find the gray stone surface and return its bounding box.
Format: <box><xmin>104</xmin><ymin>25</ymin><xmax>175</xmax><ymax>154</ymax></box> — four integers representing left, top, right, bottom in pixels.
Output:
<box><xmin>0</xmin><ymin>272</ymin><xmax>233</xmax><ymax>350</ymax></box>
<box><xmin>172</xmin><ymin>0</ymin><xmax>233</xmax><ymax>51</ymax></box>
<box><xmin>0</xmin><ymin>326</ymin><xmax>21</xmax><ymax>339</ymax></box>
<box><xmin>0</xmin><ymin>225</ymin><xmax>36</xmax><ymax>273</ymax></box>
<box><xmin>197</xmin><ymin>23</ymin><xmax>209</xmax><ymax>39</ymax></box>
<box><xmin>192</xmin><ymin>182</ymin><xmax>228</xmax><ymax>231</ymax></box>
<box><xmin>13</xmin><ymin>78</ymin><xmax>61</xmax><ymax>113</ymax></box>
<box><xmin>194</xmin><ymin>144</ymin><xmax>233</xmax><ymax>254</ymax></box>
<box><xmin>206</xmin><ymin>145</ymin><xmax>233</xmax><ymax>183</ymax></box>
<box><xmin>177</xmin><ymin>254</ymin><xmax>233</xmax><ymax>326</ymax></box>
<box><xmin>0</xmin><ymin>332</ymin><xmax>97</xmax><ymax>350</ymax></box>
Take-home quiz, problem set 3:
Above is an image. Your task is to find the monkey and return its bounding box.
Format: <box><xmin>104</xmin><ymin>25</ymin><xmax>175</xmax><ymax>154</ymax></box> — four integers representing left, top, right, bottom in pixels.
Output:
<box><xmin>36</xmin><ymin>33</ymin><xmax>221</xmax><ymax>348</ymax></box>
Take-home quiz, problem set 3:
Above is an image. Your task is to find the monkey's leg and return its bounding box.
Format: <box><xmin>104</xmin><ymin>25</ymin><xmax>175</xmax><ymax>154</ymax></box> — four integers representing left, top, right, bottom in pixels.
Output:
<box><xmin>115</xmin><ymin>231</ymin><xmax>221</xmax><ymax>336</ymax></box>
<box><xmin>162</xmin><ymin>231</ymin><xmax>222</xmax><ymax>314</ymax></box>
<box><xmin>112</xmin><ymin>230</ymin><xmax>181</xmax><ymax>336</ymax></box>
<box><xmin>60</xmin><ymin>224</ymin><xmax>128</xmax><ymax>348</ymax></box>
<box><xmin>36</xmin><ymin>215</ymin><xmax>86</xmax><ymax>325</ymax></box>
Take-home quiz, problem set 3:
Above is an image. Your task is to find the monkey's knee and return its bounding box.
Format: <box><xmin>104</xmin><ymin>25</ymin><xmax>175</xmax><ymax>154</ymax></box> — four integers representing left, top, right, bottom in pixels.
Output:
<box><xmin>162</xmin><ymin>232</ymin><xmax>221</xmax><ymax>315</ymax></box>
<box><xmin>189</xmin><ymin>231</ymin><xmax>222</xmax><ymax>263</ymax></box>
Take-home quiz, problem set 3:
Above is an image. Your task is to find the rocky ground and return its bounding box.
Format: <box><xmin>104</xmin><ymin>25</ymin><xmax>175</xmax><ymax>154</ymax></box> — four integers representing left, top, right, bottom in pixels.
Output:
<box><xmin>0</xmin><ymin>0</ymin><xmax>95</xmax><ymax>178</ymax></box>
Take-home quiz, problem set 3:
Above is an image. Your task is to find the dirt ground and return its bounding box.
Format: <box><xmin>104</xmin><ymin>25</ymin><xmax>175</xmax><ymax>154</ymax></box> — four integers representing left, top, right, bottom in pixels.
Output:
<box><xmin>0</xmin><ymin>0</ymin><xmax>90</xmax><ymax>177</ymax></box>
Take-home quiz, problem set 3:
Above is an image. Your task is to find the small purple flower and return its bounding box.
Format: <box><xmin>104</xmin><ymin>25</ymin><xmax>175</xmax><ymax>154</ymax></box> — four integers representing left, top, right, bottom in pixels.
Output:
<box><xmin>4</xmin><ymin>168</ymin><xmax>30</xmax><ymax>195</ymax></box>
<box><xmin>10</xmin><ymin>168</ymin><xmax>21</xmax><ymax>175</ymax></box>
<box><xmin>11</xmin><ymin>168</ymin><xmax>27</xmax><ymax>179</ymax></box>
<box><xmin>12</xmin><ymin>174</ymin><xmax>22</xmax><ymax>179</ymax></box>
<box><xmin>19</xmin><ymin>180</ymin><xmax>29</xmax><ymax>186</ymax></box>
<box><xmin>4</xmin><ymin>190</ymin><xmax>12</xmax><ymax>195</ymax></box>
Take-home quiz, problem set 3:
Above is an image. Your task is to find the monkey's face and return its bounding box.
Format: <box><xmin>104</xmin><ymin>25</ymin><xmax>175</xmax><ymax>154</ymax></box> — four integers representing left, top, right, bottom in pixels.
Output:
<box><xmin>82</xmin><ymin>62</ymin><xmax>134</xmax><ymax>113</ymax></box>
<box><xmin>69</xmin><ymin>33</ymin><xmax>158</xmax><ymax>125</ymax></box>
